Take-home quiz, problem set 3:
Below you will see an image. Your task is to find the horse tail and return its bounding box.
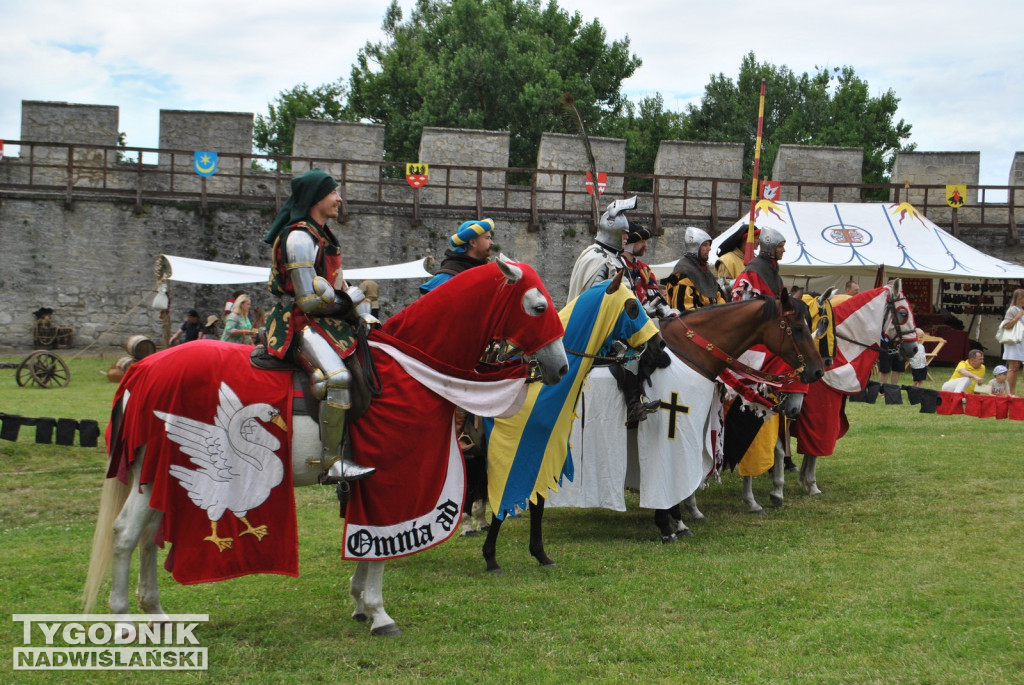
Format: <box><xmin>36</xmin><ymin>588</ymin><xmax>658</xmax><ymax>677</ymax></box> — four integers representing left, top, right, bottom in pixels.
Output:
<box><xmin>82</xmin><ymin>466</ymin><xmax>131</xmax><ymax>613</ymax></box>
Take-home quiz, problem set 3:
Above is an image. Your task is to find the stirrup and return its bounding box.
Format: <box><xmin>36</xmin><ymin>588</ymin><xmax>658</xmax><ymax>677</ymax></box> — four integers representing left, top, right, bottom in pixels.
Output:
<box><xmin>625</xmin><ymin>398</ymin><xmax>661</xmax><ymax>427</ymax></box>
<box><xmin>321</xmin><ymin>458</ymin><xmax>375</xmax><ymax>484</ymax></box>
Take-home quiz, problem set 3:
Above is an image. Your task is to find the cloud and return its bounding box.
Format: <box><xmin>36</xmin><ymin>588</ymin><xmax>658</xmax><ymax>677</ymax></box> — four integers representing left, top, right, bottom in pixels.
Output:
<box><xmin>3</xmin><ymin>0</ymin><xmax>1022</xmax><ymax>186</ymax></box>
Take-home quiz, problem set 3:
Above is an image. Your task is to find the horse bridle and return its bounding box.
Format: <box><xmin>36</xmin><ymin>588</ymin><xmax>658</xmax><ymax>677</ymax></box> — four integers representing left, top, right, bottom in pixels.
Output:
<box><xmin>479</xmin><ymin>340</ymin><xmax>562</xmax><ymax>384</ymax></box>
<box><xmin>834</xmin><ymin>290</ymin><xmax>916</xmax><ymax>352</ymax></box>
<box><xmin>673</xmin><ymin>299</ymin><xmax>807</xmax><ymax>387</ymax></box>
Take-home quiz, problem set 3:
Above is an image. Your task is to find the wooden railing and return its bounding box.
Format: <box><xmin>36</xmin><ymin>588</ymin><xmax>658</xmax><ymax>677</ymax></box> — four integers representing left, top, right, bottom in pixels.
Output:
<box><xmin>0</xmin><ymin>139</ymin><xmax>1018</xmax><ymax>242</ymax></box>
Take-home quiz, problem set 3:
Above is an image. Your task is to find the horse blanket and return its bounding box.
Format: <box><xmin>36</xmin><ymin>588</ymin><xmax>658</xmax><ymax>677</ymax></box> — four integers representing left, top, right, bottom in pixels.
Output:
<box><xmin>342</xmin><ymin>333</ymin><xmax>528</xmax><ymax>561</ymax></box>
<box><xmin>546</xmin><ymin>355</ymin><xmax>717</xmax><ymax>511</ymax></box>
<box><xmin>487</xmin><ymin>282</ymin><xmax>658</xmax><ymax>519</ymax></box>
<box><xmin>792</xmin><ymin>288</ymin><xmax>886</xmax><ymax>457</ymax></box>
<box><xmin>107</xmin><ymin>341</ymin><xmax>297</xmax><ymax>585</ymax></box>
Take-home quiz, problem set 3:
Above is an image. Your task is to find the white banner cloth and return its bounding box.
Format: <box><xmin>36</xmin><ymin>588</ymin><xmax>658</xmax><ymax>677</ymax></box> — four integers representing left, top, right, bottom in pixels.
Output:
<box><xmin>547</xmin><ymin>356</ymin><xmax>716</xmax><ymax>511</ymax></box>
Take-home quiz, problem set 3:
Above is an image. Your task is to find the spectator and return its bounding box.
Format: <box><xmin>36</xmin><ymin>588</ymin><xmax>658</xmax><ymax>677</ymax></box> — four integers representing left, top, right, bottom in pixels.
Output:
<box><xmin>251</xmin><ymin>306</ymin><xmax>267</xmax><ymax>347</ymax></box>
<box><xmin>168</xmin><ymin>309</ymin><xmax>201</xmax><ymax>346</ymax></box>
<box><xmin>200</xmin><ymin>315</ymin><xmax>220</xmax><ymax>340</ymax></box>
<box><xmin>989</xmin><ymin>364</ymin><xmax>1010</xmax><ymax>396</ymax></box>
<box><xmin>909</xmin><ymin>327</ymin><xmax>928</xmax><ymax>387</ymax></box>
<box><xmin>999</xmin><ymin>288</ymin><xmax>1024</xmax><ymax>395</ymax></box>
<box><xmin>224</xmin><ymin>289</ymin><xmax>246</xmax><ymax>317</ymax></box>
<box><xmin>221</xmin><ymin>293</ymin><xmax>255</xmax><ymax>344</ymax></box>
<box><xmin>942</xmin><ymin>349</ymin><xmax>986</xmax><ymax>393</ymax></box>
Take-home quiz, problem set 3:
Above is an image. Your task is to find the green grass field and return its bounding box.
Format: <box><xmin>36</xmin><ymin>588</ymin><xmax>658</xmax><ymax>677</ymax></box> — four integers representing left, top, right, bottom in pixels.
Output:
<box><xmin>1</xmin><ymin>355</ymin><xmax>1022</xmax><ymax>683</ymax></box>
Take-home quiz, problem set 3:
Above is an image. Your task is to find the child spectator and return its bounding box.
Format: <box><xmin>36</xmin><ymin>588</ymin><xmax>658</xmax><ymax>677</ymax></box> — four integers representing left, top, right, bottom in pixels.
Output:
<box><xmin>989</xmin><ymin>364</ymin><xmax>1010</xmax><ymax>396</ymax></box>
<box><xmin>909</xmin><ymin>328</ymin><xmax>928</xmax><ymax>387</ymax></box>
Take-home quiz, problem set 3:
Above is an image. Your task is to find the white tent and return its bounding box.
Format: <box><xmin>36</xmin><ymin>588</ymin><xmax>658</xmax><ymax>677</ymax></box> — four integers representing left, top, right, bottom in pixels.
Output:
<box><xmin>652</xmin><ymin>201</ymin><xmax>1024</xmax><ymax>353</ymax></box>
<box><xmin>157</xmin><ymin>254</ymin><xmax>433</xmax><ymax>285</ymax></box>
<box><xmin>653</xmin><ymin>201</ymin><xmax>1024</xmax><ymax>282</ymax></box>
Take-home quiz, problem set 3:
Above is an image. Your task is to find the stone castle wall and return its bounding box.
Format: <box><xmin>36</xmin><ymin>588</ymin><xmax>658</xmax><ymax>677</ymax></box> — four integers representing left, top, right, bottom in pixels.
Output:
<box><xmin>3</xmin><ymin>99</ymin><xmax>1024</xmax><ymax>350</ymax></box>
<box><xmin>771</xmin><ymin>145</ymin><xmax>863</xmax><ymax>202</ymax></box>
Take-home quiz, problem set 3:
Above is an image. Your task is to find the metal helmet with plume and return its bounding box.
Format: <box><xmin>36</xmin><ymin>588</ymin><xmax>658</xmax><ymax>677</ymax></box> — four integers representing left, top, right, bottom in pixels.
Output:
<box><xmin>596</xmin><ymin>195</ymin><xmax>638</xmax><ymax>249</ymax></box>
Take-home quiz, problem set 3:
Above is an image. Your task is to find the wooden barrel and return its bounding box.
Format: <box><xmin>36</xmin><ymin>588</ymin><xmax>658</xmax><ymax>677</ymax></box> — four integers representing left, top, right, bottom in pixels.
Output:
<box><xmin>106</xmin><ymin>356</ymin><xmax>135</xmax><ymax>383</ymax></box>
<box><xmin>124</xmin><ymin>335</ymin><xmax>156</xmax><ymax>360</ymax></box>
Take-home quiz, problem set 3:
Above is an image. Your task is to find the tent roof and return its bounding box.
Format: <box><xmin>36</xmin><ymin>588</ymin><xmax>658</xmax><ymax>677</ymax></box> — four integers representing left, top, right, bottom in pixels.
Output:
<box><xmin>653</xmin><ymin>201</ymin><xmax>1024</xmax><ymax>282</ymax></box>
<box><xmin>157</xmin><ymin>254</ymin><xmax>433</xmax><ymax>285</ymax></box>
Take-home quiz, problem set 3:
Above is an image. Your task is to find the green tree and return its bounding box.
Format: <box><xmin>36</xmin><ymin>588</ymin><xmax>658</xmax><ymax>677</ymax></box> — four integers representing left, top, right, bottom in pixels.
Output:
<box><xmin>347</xmin><ymin>0</ymin><xmax>642</xmax><ymax>170</ymax></box>
<box><xmin>682</xmin><ymin>52</ymin><xmax>914</xmax><ymax>193</ymax></box>
<box><xmin>254</xmin><ymin>80</ymin><xmax>353</xmax><ymax>166</ymax></box>
<box><xmin>603</xmin><ymin>94</ymin><xmax>687</xmax><ymax>191</ymax></box>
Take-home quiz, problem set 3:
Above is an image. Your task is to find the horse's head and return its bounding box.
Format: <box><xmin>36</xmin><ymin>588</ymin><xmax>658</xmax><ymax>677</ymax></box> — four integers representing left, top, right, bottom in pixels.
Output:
<box><xmin>803</xmin><ymin>288</ymin><xmax>838</xmax><ymax>368</ymax></box>
<box><xmin>775</xmin><ymin>391</ymin><xmax>805</xmax><ymax>420</ymax></box>
<box><xmin>884</xmin><ymin>278</ymin><xmax>920</xmax><ymax>359</ymax></box>
<box><xmin>382</xmin><ymin>260</ymin><xmax>566</xmax><ymax>384</ymax></box>
<box><xmin>766</xmin><ymin>289</ymin><xmax>825</xmax><ymax>384</ymax></box>
<box><xmin>494</xmin><ymin>260</ymin><xmax>568</xmax><ymax>384</ymax></box>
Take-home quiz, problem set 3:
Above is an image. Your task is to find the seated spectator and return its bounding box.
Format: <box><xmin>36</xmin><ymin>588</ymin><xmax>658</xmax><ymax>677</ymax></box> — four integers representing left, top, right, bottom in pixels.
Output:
<box><xmin>989</xmin><ymin>364</ymin><xmax>1010</xmax><ymax>396</ymax></box>
<box><xmin>941</xmin><ymin>349</ymin><xmax>986</xmax><ymax>393</ymax></box>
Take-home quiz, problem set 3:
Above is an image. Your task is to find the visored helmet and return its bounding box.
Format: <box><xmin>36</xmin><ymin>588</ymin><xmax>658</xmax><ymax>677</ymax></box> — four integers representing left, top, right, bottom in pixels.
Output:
<box><xmin>596</xmin><ymin>195</ymin><xmax>638</xmax><ymax>248</ymax></box>
<box><xmin>757</xmin><ymin>226</ymin><xmax>786</xmax><ymax>256</ymax></box>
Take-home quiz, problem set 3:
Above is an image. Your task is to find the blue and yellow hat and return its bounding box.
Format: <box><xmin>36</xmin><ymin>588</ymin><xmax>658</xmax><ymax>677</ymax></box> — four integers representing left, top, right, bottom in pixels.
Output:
<box><xmin>448</xmin><ymin>218</ymin><xmax>495</xmax><ymax>252</ymax></box>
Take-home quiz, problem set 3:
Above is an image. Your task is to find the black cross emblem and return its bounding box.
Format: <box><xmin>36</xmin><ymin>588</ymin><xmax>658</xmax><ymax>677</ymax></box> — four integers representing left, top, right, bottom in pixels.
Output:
<box><xmin>659</xmin><ymin>391</ymin><xmax>690</xmax><ymax>440</ymax></box>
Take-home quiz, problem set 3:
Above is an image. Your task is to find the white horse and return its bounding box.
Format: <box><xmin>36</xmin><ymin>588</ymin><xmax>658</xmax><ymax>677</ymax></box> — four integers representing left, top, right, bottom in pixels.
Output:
<box><xmin>83</xmin><ymin>261</ymin><xmax>569</xmax><ymax>638</ymax></box>
<box><xmin>785</xmin><ymin>279</ymin><xmax>919</xmax><ymax>500</ymax></box>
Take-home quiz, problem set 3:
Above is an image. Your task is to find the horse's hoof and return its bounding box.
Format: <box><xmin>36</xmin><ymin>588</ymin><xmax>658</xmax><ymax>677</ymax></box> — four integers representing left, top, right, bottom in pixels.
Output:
<box><xmin>661</xmin><ymin>533</ymin><xmax>677</xmax><ymax>544</ymax></box>
<box><xmin>769</xmin><ymin>494</ymin><xmax>783</xmax><ymax>507</ymax></box>
<box><xmin>748</xmin><ymin>507</ymin><xmax>765</xmax><ymax>515</ymax></box>
<box><xmin>352</xmin><ymin>612</ymin><xmax>369</xmax><ymax>623</ymax></box>
<box><xmin>677</xmin><ymin>528</ymin><xmax>694</xmax><ymax>537</ymax></box>
<box><xmin>460</xmin><ymin>529</ymin><xmax>478</xmax><ymax>538</ymax></box>
<box><xmin>371</xmin><ymin>623</ymin><xmax>402</xmax><ymax>637</ymax></box>
<box><xmin>532</xmin><ymin>552</ymin><xmax>556</xmax><ymax>567</ymax></box>
<box><xmin>486</xmin><ymin>566</ymin><xmax>503</xmax><ymax>575</ymax></box>
<box><xmin>540</xmin><ymin>561</ymin><xmax>558</xmax><ymax>568</ymax></box>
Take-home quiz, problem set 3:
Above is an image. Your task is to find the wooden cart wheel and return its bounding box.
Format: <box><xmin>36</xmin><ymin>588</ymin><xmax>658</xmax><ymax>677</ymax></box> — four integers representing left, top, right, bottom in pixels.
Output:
<box><xmin>17</xmin><ymin>351</ymin><xmax>71</xmax><ymax>388</ymax></box>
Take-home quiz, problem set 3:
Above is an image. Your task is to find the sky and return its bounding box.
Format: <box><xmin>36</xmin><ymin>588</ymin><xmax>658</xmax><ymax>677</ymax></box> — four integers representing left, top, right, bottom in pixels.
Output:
<box><xmin>3</xmin><ymin>0</ymin><xmax>1022</xmax><ymax>188</ymax></box>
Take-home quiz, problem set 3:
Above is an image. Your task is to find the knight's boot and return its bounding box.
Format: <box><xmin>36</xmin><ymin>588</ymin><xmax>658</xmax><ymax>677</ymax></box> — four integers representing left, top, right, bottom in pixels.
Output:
<box><xmin>319</xmin><ymin>392</ymin><xmax>375</xmax><ymax>483</ymax></box>
<box><xmin>622</xmin><ymin>363</ymin><xmax>660</xmax><ymax>428</ymax></box>
<box><xmin>297</xmin><ymin>330</ymin><xmax>374</xmax><ymax>483</ymax></box>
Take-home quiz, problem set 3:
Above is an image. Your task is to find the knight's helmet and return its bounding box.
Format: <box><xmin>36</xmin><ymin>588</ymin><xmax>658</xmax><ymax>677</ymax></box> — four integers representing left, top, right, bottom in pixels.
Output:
<box><xmin>757</xmin><ymin>226</ymin><xmax>786</xmax><ymax>256</ymax></box>
<box><xmin>596</xmin><ymin>195</ymin><xmax>638</xmax><ymax>248</ymax></box>
<box><xmin>683</xmin><ymin>226</ymin><xmax>713</xmax><ymax>260</ymax></box>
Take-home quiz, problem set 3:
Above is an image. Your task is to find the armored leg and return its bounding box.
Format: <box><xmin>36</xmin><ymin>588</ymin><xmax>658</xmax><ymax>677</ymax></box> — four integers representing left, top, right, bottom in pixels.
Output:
<box><xmin>611</xmin><ymin>358</ymin><xmax>660</xmax><ymax>428</ymax></box>
<box><xmin>295</xmin><ymin>328</ymin><xmax>374</xmax><ymax>482</ymax></box>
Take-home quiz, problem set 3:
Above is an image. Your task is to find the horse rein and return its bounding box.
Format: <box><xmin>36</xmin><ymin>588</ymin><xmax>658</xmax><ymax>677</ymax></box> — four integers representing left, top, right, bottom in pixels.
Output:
<box><xmin>564</xmin><ymin>341</ymin><xmax>647</xmax><ymax>365</ymax></box>
<box><xmin>833</xmin><ymin>291</ymin><xmax>917</xmax><ymax>351</ymax></box>
<box><xmin>671</xmin><ymin>300</ymin><xmax>806</xmax><ymax>387</ymax></box>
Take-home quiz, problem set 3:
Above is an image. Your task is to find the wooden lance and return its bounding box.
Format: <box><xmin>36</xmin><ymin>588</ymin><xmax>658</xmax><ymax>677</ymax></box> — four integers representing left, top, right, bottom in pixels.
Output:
<box><xmin>744</xmin><ymin>80</ymin><xmax>767</xmax><ymax>264</ymax></box>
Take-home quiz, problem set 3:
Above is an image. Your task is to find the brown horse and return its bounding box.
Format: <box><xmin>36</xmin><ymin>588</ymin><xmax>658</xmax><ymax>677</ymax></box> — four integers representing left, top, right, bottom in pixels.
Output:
<box><xmin>482</xmin><ymin>290</ymin><xmax>824</xmax><ymax>571</ymax></box>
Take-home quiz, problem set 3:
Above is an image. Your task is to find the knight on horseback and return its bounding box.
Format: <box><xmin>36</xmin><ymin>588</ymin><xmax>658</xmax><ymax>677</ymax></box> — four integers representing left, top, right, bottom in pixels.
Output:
<box><xmin>567</xmin><ymin>196</ymin><xmax>674</xmax><ymax>426</ymax></box>
<box><xmin>263</xmin><ymin>169</ymin><xmax>376</xmax><ymax>483</ymax></box>
<box><xmin>663</xmin><ymin>227</ymin><xmax>729</xmax><ymax>310</ymax></box>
